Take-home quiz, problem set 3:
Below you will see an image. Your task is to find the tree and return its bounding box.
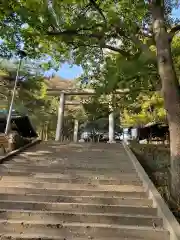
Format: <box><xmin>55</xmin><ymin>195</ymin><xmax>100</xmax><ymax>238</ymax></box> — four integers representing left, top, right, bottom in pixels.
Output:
<box><xmin>118</xmin><ymin>35</ymin><xmax>180</xmax><ymax>128</ymax></box>
<box><xmin>149</xmin><ymin>1</ymin><xmax>180</xmax><ymax>199</ymax></box>
<box><xmin>0</xmin><ymin>57</ymin><xmax>60</xmax><ymax>140</ymax></box>
<box><xmin>0</xmin><ymin>0</ymin><xmax>180</xmax><ymax>199</ymax></box>
<box><xmin>121</xmin><ymin>92</ymin><xmax>166</xmax><ymax>127</ymax></box>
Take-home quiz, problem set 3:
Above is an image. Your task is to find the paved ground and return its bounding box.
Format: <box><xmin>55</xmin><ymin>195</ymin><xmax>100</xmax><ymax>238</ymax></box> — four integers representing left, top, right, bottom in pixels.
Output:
<box><xmin>0</xmin><ymin>142</ymin><xmax>169</xmax><ymax>239</ymax></box>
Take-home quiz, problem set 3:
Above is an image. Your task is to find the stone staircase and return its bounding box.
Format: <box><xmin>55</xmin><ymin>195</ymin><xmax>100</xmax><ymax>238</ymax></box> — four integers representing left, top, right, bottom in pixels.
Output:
<box><xmin>0</xmin><ymin>142</ymin><xmax>169</xmax><ymax>239</ymax></box>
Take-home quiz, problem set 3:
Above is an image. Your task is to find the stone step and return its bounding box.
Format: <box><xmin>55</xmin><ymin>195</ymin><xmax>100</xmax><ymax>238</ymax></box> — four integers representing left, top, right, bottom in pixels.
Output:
<box><xmin>21</xmin><ymin>144</ymin><xmax>125</xmax><ymax>152</ymax></box>
<box><xmin>8</xmin><ymin>162</ymin><xmax>134</xmax><ymax>169</ymax></box>
<box><xmin>0</xmin><ymin>194</ymin><xmax>152</xmax><ymax>207</ymax></box>
<box><xmin>9</xmin><ymin>160</ymin><xmax>133</xmax><ymax>169</ymax></box>
<box><xmin>0</xmin><ymin>175</ymin><xmax>142</xmax><ymax>186</ymax></box>
<box><xmin>0</xmin><ymin>187</ymin><xmax>147</xmax><ymax>198</ymax></box>
<box><xmin>11</xmin><ymin>157</ymin><xmax>131</xmax><ymax>164</ymax></box>
<box><xmin>20</xmin><ymin>151</ymin><xmax>127</xmax><ymax>156</ymax></box>
<box><xmin>0</xmin><ymin>235</ymin><xmax>158</xmax><ymax>240</ymax></box>
<box><xmin>16</xmin><ymin>151</ymin><xmax>127</xmax><ymax>156</ymax></box>
<box><xmin>0</xmin><ymin>202</ymin><xmax>157</xmax><ymax>215</ymax></box>
<box><xmin>0</xmin><ymin>181</ymin><xmax>144</xmax><ymax>192</ymax></box>
<box><xmin>11</xmin><ymin>153</ymin><xmax>129</xmax><ymax>160</ymax></box>
<box><xmin>0</xmin><ymin>170</ymin><xmax>140</xmax><ymax>181</ymax></box>
<box><xmin>0</xmin><ymin>176</ymin><xmax>142</xmax><ymax>187</ymax></box>
<box><xmin>0</xmin><ymin>221</ymin><xmax>169</xmax><ymax>239</ymax></box>
<box><xmin>0</xmin><ymin>210</ymin><xmax>162</xmax><ymax>227</ymax></box>
<box><xmin>0</xmin><ymin>164</ymin><xmax>136</xmax><ymax>173</ymax></box>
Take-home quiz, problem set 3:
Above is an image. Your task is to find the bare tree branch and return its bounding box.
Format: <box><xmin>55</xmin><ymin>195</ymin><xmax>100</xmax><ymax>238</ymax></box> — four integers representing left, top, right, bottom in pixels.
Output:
<box><xmin>169</xmin><ymin>24</ymin><xmax>180</xmax><ymax>42</ymax></box>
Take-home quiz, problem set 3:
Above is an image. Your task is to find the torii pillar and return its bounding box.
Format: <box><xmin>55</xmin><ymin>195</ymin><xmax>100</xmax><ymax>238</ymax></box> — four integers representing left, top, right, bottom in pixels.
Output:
<box><xmin>73</xmin><ymin>119</ymin><xmax>79</xmax><ymax>142</ymax></box>
<box><xmin>108</xmin><ymin>94</ymin><xmax>116</xmax><ymax>143</ymax></box>
<box><xmin>55</xmin><ymin>93</ymin><xmax>65</xmax><ymax>141</ymax></box>
<box><xmin>108</xmin><ymin>111</ymin><xmax>115</xmax><ymax>143</ymax></box>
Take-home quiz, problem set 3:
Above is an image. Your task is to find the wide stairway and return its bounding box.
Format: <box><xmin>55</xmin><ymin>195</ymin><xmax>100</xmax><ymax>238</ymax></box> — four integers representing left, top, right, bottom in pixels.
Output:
<box><xmin>0</xmin><ymin>142</ymin><xmax>169</xmax><ymax>239</ymax></box>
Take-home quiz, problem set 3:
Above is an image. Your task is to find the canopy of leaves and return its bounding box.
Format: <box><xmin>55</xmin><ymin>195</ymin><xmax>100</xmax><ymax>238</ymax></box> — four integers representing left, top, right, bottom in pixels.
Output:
<box><xmin>0</xmin><ymin>0</ymin><xmax>179</xmax><ymax>133</ymax></box>
<box><xmin>121</xmin><ymin>92</ymin><xmax>166</xmax><ymax>127</ymax></box>
<box><xmin>0</xmin><ymin>0</ymin><xmax>179</xmax><ymax>66</ymax></box>
<box><xmin>88</xmin><ymin>35</ymin><xmax>180</xmax><ymax>127</ymax></box>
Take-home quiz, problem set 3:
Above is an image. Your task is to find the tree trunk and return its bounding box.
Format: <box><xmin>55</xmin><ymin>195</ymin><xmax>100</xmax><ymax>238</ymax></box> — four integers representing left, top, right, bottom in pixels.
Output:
<box><xmin>150</xmin><ymin>1</ymin><xmax>180</xmax><ymax>200</ymax></box>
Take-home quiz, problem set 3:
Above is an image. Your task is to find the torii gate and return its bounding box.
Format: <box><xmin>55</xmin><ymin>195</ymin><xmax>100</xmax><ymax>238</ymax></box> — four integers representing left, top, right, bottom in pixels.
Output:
<box><xmin>47</xmin><ymin>88</ymin><xmax>129</xmax><ymax>143</ymax></box>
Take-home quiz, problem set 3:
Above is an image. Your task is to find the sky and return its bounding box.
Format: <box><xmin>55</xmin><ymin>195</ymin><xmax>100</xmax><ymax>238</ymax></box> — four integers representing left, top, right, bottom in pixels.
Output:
<box><xmin>57</xmin><ymin>6</ymin><xmax>180</xmax><ymax>80</ymax></box>
<box><xmin>172</xmin><ymin>7</ymin><xmax>180</xmax><ymax>18</ymax></box>
<box><xmin>57</xmin><ymin>62</ymin><xmax>83</xmax><ymax>79</ymax></box>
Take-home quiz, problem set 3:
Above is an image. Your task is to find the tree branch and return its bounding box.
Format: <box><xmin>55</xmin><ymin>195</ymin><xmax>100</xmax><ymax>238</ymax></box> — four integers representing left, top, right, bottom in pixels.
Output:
<box><xmin>169</xmin><ymin>24</ymin><xmax>180</xmax><ymax>42</ymax></box>
<box><xmin>47</xmin><ymin>22</ymin><xmax>143</xmax><ymax>59</ymax></box>
<box><xmin>76</xmin><ymin>23</ymin><xmax>105</xmax><ymax>32</ymax></box>
<box><xmin>47</xmin><ymin>28</ymin><xmax>104</xmax><ymax>40</ymax></box>
<box><xmin>103</xmin><ymin>44</ymin><xmax>141</xmax><ymax>60</ymax></box>
<box><xmin>89</xmin><ymin>0</ymin><xmax>107</xmax><ymax>24</ymax></box>
<box><xmin>66</xmin><ymin>40</ymin><xmax>100</xmax><ymax>50</ymax></box>
<box><xmin>79</xmin><ymin>2</ymin><xmax>91</xmax><ymax>16</ymax></box>
<box><xmin>103</xmin><ymin>44</ymin><xmax>130</xmax><ymax>56</ymax></box>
